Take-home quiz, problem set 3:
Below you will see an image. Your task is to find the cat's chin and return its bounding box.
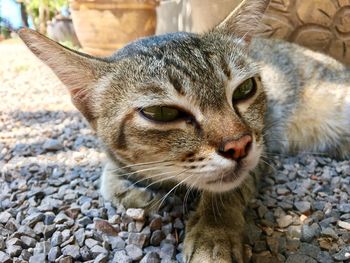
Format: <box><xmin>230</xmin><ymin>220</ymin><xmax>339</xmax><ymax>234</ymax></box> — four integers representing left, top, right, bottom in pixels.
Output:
<box><xmin>200</xmin><ymin>167</ymin><xmax>251</xmax><ymax>193</ymax></box>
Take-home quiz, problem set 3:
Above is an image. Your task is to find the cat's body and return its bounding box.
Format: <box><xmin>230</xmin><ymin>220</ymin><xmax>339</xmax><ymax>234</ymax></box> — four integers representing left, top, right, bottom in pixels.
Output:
<box><xmin>18</xmin><ymin>0</ymin><xmax>350</xmax><ymax>262</ymax></box>
<box><xmin>252</xmin><ymin>37</ymin><xmax>350</xmax><ymax>158</ymax></box>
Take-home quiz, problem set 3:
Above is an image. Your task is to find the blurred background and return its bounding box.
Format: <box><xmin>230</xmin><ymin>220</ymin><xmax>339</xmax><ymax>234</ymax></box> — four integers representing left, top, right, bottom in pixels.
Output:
<box><xmin>2</xmin><ymin>1</ymin><xmax>350</xmax><ymax>263</ymax></box>
<box><xmin>1</xmin><ymin>0</ymin><xmax>350</xmax><ymax>63</ymax></box>
<box><xmin>0</xmin><ymin>0</ymin><xmax>243</xmax><ymax>55</ymax></box>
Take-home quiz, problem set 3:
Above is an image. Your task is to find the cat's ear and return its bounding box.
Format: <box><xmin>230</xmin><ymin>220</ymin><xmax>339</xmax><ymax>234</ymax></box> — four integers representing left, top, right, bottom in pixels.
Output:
<box><xmin>18</xmin><ymin>28</ymin><xmax>108</xmax><ymax>128</ymax></box>
<box><xmin>216</xmin><ymin>0</ymin><xmax>270</xmax><ymax>42</ymax></box>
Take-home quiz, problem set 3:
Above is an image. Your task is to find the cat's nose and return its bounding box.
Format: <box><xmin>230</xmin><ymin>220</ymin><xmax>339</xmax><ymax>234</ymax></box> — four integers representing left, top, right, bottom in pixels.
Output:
<box><xmin>218</xmin><ymin>135</ymin><xmax>252</xmax><ymax>161</ymax></box>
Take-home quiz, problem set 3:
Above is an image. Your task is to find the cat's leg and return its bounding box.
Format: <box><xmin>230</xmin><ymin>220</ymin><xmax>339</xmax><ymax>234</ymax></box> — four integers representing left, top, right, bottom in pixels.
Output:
<box><xmin>100</xmin><ymin>160</ymin><xmax>160</xmax><ymax>210</ymax></box>
<box><xmin>183</xmin><ymin>171</ymin><xmax>258</xmax><ymax>263</ymax></box>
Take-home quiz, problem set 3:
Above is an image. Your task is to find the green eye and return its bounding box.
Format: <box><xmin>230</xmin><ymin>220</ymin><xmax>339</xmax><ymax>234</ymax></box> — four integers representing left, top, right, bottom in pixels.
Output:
<box><xmin>232</xmin><ymin>78</ymin><xmax>256</xmax><ymax>101</ymax></box>
<box><xmin>141</xmin><ymin>106</ymin><xmax>181</xmax><ymax>122</ymax></box>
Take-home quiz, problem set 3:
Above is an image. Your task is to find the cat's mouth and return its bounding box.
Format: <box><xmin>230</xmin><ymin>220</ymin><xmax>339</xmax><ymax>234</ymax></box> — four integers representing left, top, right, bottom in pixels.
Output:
<box><xmin>206</xmin><ymin>163</ymin><xmax>244</xmax><ymax>185</ymax></box>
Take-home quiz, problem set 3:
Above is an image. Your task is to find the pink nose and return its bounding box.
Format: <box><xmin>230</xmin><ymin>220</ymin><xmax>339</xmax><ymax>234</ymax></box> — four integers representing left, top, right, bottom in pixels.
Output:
<box><xmin>218</xmin><ymin>135</ymin><xmax>252</xmax><ymax>161</ymax></box>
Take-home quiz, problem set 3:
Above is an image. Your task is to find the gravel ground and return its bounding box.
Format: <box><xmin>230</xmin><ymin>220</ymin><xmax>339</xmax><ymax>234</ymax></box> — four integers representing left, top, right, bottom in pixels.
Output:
<box><xmin>1</xmin><ymin>39</ymin><xmax>350</xmax><ymax>263</ymax></box>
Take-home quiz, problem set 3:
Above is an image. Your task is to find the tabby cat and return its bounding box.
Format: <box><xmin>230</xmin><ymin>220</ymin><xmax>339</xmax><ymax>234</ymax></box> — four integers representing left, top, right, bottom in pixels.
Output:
<box><xmin>18</xmin><ymin>0</ymin><xmax>350</xmax><ymax>262</ymax></box>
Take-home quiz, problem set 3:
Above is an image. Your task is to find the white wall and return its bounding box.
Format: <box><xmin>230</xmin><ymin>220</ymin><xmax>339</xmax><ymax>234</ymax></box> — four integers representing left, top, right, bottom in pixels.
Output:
<box><xmin>156</xmin><ymin>0</ymin><xmax>242</xmax><ymax>34</ymax></box>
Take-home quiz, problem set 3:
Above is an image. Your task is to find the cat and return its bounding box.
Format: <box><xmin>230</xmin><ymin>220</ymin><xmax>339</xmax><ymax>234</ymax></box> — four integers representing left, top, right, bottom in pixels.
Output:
<box><xmin>18</xmin><ymin>0</ymin><xmax>350</xmax><ymax>262</ymax></box>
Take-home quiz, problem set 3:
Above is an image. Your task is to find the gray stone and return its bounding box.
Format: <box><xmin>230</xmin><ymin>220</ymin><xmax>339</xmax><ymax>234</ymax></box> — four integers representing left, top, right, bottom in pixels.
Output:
<box><xmin>299</xmin><ymin>243</ymin><xmax>320</xmax><ymax>259</ymax></box>
<box><xmin>140</xmin><ymin>252</ymin><xmax>161</xmax><ymax>263</ymax></box>
<box><xmin>61</xmin><ymin>229</ymin><xmax>71</xmax><ymax>242</ymax></box>
<box><xmin>150</xmin><ymin>230</ymin><xmax>165</xmax><ymax>246</ymax></box>
<box><xmin>20</xmin><ymin>249</ymin><xmax>32</xmax><ymax>261</ymax></box>
<box><xmin>160</xmin><ymin>243</ymin><xmax>176</xmax><ymax>259</ymax></box>
<box><xmin>21</xmin><ymin>236</ymin><xmax>37</xmax><ymax>248</ymax></box>
<box><xmin>113</xmin><ymin>250</ymin><xmax>132</xmax><ymax>263</ymax></box>
<box><xmin>107</xmin><ymin>236</ymin><xmax>125</xmax><ymax>249</ymax></box>
<box><xmin>6</xmin><ymin>237</ymin><xmax>23</xmax><ymax>247</ymax></box>
<box><xmin>44</xmin><ymin>224</ymin><xmax>56</xmax><ymax>237</ymax></box>
<box><xmin>128</xmin><ymin>222</ymin><xmax>138</xmax><ymax>232</ymax></box>
<box><xmin>301</xmin><ymin>224</ymin><xmax>318</xmax><ymax>242</ymax></box>
<box><xmin>6</xmin><ymin>245</ymin><xmax>22</xmax><ymax>257</ymax></box>
<box><xmin>85</xmin><ymin>238</ymin><xmax>99</xmax><ymax>248</ymax></box>
<box><xmin>0</xmin><ymin>211</ymin><xmax>12</xmax><ymax>224</ymax></box>
<box><xmin>22</xmin><ymin>212</ymin><xmax>44</xmax><ymax>227</ymax></box>
<box><xmin>312</xmin><ymin>201</ymin><xmax>326</xmax><ymax>211</ymax></box>
<box><xmin>43</xmin><ymin>139</ymin><xmax>63</xmax><ymax>151</ymax></box>
<box><xmin>141</xmin><ymin>226</ymin><xmax>152</xmax><ymax>239</ymax></box>
<box><xmin>317</xmin><ymin>251</ymin><xmax>333</xmax><ymax>263</ymax></box>
<box><xmin>78</xmin><ymin>216</ymin><xmax>92</xmax><ymax>226</ymax></box>
<box><xmin>338</xmin><ymin>220</ymin><xmax>350</xmax><ymax>230</ymax></box>
<box><xmin>285</xmin><ymin>254</ymin><xmax>317</xmax><ymax>263</ymax></box>
<box><xmin>94</xmin><ymin>253</ymin><xmax>108</xmax><ymax>263</ymax></box>
<box><xmin>128</xmin><ymin>232</ymin><xmax>147</xmax><ymax>247</ymax></box>
<box><xmin>126</xmin><ymin>208</ymin><xmax>145</xmax><ymax>221</ymax></box>
<box><xmin>33</xmin><ymin>221</ymin><xmax>45</xmax><ymax>234</ymax></box>
<box><xmin>48</xmin><ymin>246</ymin><xmax>61</xmax><ymax>262</ymax></box>
<box><xmin>162</xmin><ymin>223</ymin><xmax>173</xmax><ymax>236</ymax></box>
<box><xmin>44</xmin><ymin>212</ymin><xmax>56</xmax><ymax>225</ymax></box>
<box><xmin>62</xmin><ymin>245</ymin><xmax>81</xmax><ymax>259</ymax></box>
<box><xmin>29</xmin><ymin>254</ymin><xmax>46</xmax><ymax>263</ymax></box>
<box><xmin>277</xmin><ymin>215</ymin><xmax>293</xmax><ymax>228</ymax></box>
<box><xmin>74</xmin><ymin>228</ymin><xmax>85</xmax><ymax>247</ymax></box>
<box><xmin>80</xmin><ymin>246</ymin><xmax>92</xmax><ymax>261</ymax></box>
<box><xmin>276</xmin><ymin>187</ymin><xmax>290</xmax><ymax>195</ymax></box>
<box><xmin>5</xmin><ymin>218</ymin><xmax>19</xmax><ymax>231</ymax></box>
<box><xmin>58</xmin><ymin>256</ymin><xmax>73</xmax><ymax>263</ymax></box>
<box><xmin>339</xmin><ymin>204</ymin><xmax>350</xmax><ymax>213</ymax></box>
<box><xmin>321</xmin><ymin>227</ymin><xmax>338</xmax><ymax>240</ymax></box>
<box><xmin>173</xmin><ymin>218</ymin><xmax>184</xmax><ymax>229</ymax></box>
<box><xmin>126</xmin><ymin>244</ymin><xmax>143</xmax><ymax>261</ymax></box>
<box><xmin>33</xmin><ymin>240</ymin><xmax>50</xmax><ymax>255</ymax></box>
<box><xmin>17</xmin><ymin>225</ymin><xmax>36</xmax><ymax>238</ymax></box>
<box><xmin>176</xmin><ymin>253</ymin><xmax>185</xmax><ymax>263</ymax></box>
<box><xmin>332</xmin><ymin>246</ymin><xmax>350</xmax><ymax>261</ymax></box>
<box><xmin>0</xmin><ymin>251</ymin><xmax>11</xmax><ymax>263</ymax></box>
<box><xmin>245</xmin><ymin>223</ymin><xmax>262</xmax><ymax>245</ymax></box>
<box><xmin>60</xmin><ymin>236</ymin><xmax>75</xmax><ymax>247</ymax></box>
<box><xmin>51</xmin><ymin>231</ymin><xmax>63</xmax><ymax>246</ymax></box>
<box><xmin>54</xmin><ymin>213</ymin><xmax>71</xmax><ymax>224</ymax></box>
<box><xmin>294</xmin><ymin>201</ymin><xmax>311</xmax><ymax>214</ymax></box>
<box><xmin>90</xmin><ymin>245</ymin><xmax>108</xmax><ymax>257</ymax></box>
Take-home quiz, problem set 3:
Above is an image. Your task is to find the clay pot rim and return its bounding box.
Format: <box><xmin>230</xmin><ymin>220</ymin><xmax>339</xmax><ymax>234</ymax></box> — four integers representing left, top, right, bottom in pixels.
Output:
<box><xmin>69</xmin><ymin>0</ymin><xmax>160</xmax><ymax>7</ymax></box>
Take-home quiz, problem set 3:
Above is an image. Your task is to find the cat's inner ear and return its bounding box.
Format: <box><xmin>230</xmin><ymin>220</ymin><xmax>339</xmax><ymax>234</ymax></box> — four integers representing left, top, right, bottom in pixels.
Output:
<box><xmin>18</xmin><ymin>28</ymin><xmax>108</xmax><ymax>128</ymax></box>
<box><xmin>215</xmin><ymin>0</ymin><xmax>270</xmax><ymax>42</ymax></box>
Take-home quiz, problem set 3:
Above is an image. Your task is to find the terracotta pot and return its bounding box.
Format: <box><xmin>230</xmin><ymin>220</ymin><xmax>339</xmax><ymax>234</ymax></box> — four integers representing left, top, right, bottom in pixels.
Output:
<box><xmin>69</xmin><ymin>0</ymin><xmax>159</xmax><ymax>56</ymax></box>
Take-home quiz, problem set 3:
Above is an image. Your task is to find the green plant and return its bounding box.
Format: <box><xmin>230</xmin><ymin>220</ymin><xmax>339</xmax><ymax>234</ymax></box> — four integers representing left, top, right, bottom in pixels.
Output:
<box><xmin>24</xmin><ymin>0</ymin><xmax>69</xmax><ymax>34</ymax></box>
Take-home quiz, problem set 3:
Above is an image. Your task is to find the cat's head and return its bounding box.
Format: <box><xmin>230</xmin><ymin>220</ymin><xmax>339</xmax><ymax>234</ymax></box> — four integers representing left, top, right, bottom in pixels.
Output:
<box><xmin>19</xmin><ymin>0</ymin><xmax>269</xmax><ymax>192</ymax></box>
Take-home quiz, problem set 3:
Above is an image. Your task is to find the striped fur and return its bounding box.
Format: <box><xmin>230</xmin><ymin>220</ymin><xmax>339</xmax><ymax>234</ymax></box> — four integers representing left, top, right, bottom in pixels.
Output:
<box><xmin>18</xmin><ymin>0</ymin><xmax>350</xmax><ymax>261</ymax></box>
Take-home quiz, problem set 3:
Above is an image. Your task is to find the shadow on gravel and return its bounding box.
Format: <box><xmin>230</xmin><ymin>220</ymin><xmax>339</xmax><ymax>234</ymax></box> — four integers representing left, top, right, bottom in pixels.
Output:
<box><xmin>6</xmin><ymin>109</ymin><xmax>83</xmax><ymax>126</ymax></box>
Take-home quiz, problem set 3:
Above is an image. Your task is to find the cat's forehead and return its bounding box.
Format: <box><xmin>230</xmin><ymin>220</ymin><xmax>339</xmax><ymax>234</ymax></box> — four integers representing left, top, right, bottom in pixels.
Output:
<box><xmin>107</xmin><ymin>32</ymin><xmax>256</xmax><ymax>110</ymax></box>
<box><xmin>110</xmin><ymin>32</ymin><xmax>195</xmax><ymax>60</ymax></box>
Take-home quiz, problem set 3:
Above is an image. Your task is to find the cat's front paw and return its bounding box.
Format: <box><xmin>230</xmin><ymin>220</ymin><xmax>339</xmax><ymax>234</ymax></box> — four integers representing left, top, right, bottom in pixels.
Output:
<box><xmin>183</xmin><ymin>216</ymin><xmax>244</xmax><ymax>263</ymax></box>
<box><xmin>100</xmin><ymin>162</ymin><xmax>160</xmax><ymax>212</ymax></box>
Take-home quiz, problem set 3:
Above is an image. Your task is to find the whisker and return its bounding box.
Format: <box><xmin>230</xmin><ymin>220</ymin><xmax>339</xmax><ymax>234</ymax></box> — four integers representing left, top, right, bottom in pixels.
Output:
<box><xmin>183</xmin><ymin>176</ymin><xmax>200</xmax><ymax>214</ymax></box>
<box><xmin>118</xmin><ymin>166</ymin><xmax>172</xmax><ymax>179</ymax></box>
<box><xmin>143</xmin><ymin>174</ymin><xmax>179</xmax><ymax>191</ymax></box>
<box><xmin>127</xmin><ymin>170</ymin><xmax>179</xmax><ymax>189</ymax></box>
<box><xmin>259</xmin><ymin>157</ymin><xmax>277</xmax><ymax>173</ymax></box>
<box><xmin>153</xmin><ymin>170</ymin><xmax>194</xmax><ymax>211</ymax></box>
<box><xmin>107</xmin><ymin>159</ymin><xmax>174</xmax><ymax>172</ymax></box>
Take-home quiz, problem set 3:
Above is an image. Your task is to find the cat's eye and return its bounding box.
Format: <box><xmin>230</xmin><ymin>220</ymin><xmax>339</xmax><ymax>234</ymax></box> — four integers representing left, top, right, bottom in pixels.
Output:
<box><xmin>141</xmin><ymin>106</ymin><xmax>181</xmax><ymax>122</ymax></box>
<box><xmin>232</xmin><ymin>78</ymin><xmax>256</xmax><ymax>102</ymax></box>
